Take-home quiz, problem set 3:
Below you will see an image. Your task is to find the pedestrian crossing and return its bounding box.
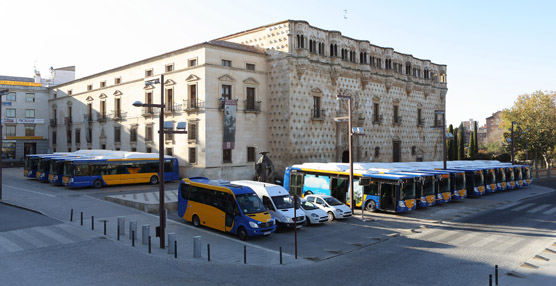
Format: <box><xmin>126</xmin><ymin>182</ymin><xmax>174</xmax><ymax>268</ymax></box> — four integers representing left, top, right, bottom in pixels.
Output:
<box><xmin>495</xmin><ymin>202</ymin><xmax>556</xmax><ymax>215</ymax></box>
<box><xmin>0</xmin><ymin>223</ymin><xmax>101</xmax><ymax>254</ymax></box>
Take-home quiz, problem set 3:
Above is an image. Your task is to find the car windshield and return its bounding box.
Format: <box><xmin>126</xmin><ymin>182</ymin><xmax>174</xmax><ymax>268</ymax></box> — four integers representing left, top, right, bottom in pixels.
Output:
<box><xmin>486</xmin><ymin>169</ymin><xmax>496</xmax><ymax>184</ymax></box>
<box><xmin>474</xmin><ymin>171</ymin><xmax>484</xmax><ymax>186</ymax></box>
<box><xmin>236</xmin><ymin>193</ymin><xmax>266</xmax><ymax>214</ymax></box>
<box><xmin>271</xmin><ymin>195</ymin><xmax>294</xmax><ymax>210</ymax></box>
<box><xmin>63</xmin><ymin>162</ymin><xmax>74</xmax><ymax>177</ymax></box>
<box><xmin>400</xmin><ymin>179</ymin><xmax>416</xmax><ymax>200</ymax></box>
<box><xmin>323</xmin><ymin>197</ymin><xmax>343</xmax><ymax>206</ymax></box>
<box><xmin>423</xmin><ymin>178</ymin><xmax>435</xmax><ymax>196</ymax></box>
<box><xmin>439</xmin><ymin>176</ymin><xmax>450</xmax><ymax>193</ymax></box>
<box><xmin>301</xmin><ymin>200</ymin><xmax>318</xmax><ymax>210</ymax></box>
<box><xmin>455</xmin><ymin>173</ymin><xmax>466</xmax><ymax>189</ymax></box>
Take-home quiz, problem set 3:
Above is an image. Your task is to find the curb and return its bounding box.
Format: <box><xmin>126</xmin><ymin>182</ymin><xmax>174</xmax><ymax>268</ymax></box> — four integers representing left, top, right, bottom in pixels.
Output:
<box><xmin>0</xmin><ymin>200</ymin><xmax>47</xmax><ymax>216</ymax></box>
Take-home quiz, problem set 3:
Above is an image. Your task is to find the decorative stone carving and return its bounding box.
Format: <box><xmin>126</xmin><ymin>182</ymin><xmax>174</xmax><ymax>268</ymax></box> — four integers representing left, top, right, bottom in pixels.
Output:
<box><xmin>186</xmin><ymin>74</ymin><xmax>201</xmax><ymax>82</ymax></box>
<box><xmin>218</xmin><ymin>74</ymin><xmax>235</xmax><ymax>82</ymax></box>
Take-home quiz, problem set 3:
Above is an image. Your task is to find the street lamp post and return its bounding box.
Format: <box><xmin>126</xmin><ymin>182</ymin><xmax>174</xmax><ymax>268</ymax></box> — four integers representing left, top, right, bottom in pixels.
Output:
<box><xmin>0</xmin><ymin>89</ymin><xmax>9</xmax><ymax>201</ymax></box>
<box><xmin>133</xmin><ymin>75</ymin><xmax>187</xmax><ymax>249</ymax></box>
<box><xmin>335</xmin><ymin>94</ymin><xmax>354</xmax><ymax>213</ymax></box>
<box><xmin>434</xmin><ymin>110</ymin><xmax>447</xmax><ymax>170</ymax></box>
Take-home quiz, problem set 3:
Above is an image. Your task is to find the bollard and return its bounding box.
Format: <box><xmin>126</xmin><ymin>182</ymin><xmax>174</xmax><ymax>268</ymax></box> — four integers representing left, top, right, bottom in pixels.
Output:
<box><xmin>70</xmin><ymin>209</ymin><xmax>73</xmax><ymax>222</ymax></box>
<box><xmin>207</xmin><ymin>244</ymin><xmax>211</xmax><ymax>262</ymax></box>
<box><xmin>174</xmin><ymin>241</ymin><xmax>177</xmax><ymax>259</ymax></box>
<box><xmin>193</xmin><ymin>236</ymin><xmax>201</xmax><ymax>258</ymax></box>
<box><xmin>129</xmin><ymin>221</ymin><xmax>137</xmax><ymax>240</ymax></box>
<box><xmin>168</xmin><ymin>232</ymin><xmax>176</xmax><ymax>254</ymax></box>
<box><xmin>80</xmin><ymin>212</ymin><xmax>83</xmax><ymax>226</ymax></box>
<box><xmin>117</xmin><ymin>217</ymin><xmax>125</xmax><ymax>235</ymax></box>
<box><xmin>489</xmin><ymin>274</ymin><xmax>492</xmax><ymax>286</ymax></box>
<box><xmin>103</xmin><ymin>220</ymin><xmax>107</xmax><ymax>235</ymax></box>
<box><xmin>117</xmin><ymin>225</ymin><xmax>120</xmax><ymax>241</ymax></box>
<box><xmin>91</xmin><ymin>216</ymin><xmax>94</xmax><ymax>231</ymax></box>
<box><xmin>148</xmin><ymin>236</ymin><xmax>152</xmax><ymax>254</ymax></box>
<box><xmin>142</xmin><ymin>225</ymin><xmax>150</xmax><ymax>245</ymax></box>
<box><xmin>495</xmin><ymin>265</ymin><xmax>498</xmax><ymax>286</ymax></box>
<box><xmin>132</xmin><ymin>231</ymin><xmax>135</xmax><ymax>247</ymax></box>
<box><xmin>280</xmin><ymin>247</ymin><xmax>282</xmax><ymax>265</ymax></box>
<box><xmin>244</xmin><ymin>245</ymin><xmax>247</xmax><ymax>264</ymax></box>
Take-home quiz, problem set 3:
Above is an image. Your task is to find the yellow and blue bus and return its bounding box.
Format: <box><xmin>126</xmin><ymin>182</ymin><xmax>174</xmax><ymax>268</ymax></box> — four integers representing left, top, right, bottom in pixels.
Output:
<box><xmin>419</xmin><ymin>169</ymin><xmax>467</xmax><ymax>200</ymax></box>
<box><xmin>62</xmin><ymin>154</ymin><xmax>179</xmax><ymax>188</ymax></box>
<box><xmin>48</xmin><ymin>156</ymin><xmax>78</xmax><ymax>185</ymax></box>
<box><xmin>284</xmin><ymin>163</ymin><xmax>418</xmax><ymax>213</ymax></box>
<box><xmin>24</xmin><ymin>154</ymin><xmax>45</xmax><ymax>178</ymax></box>
<box><xmin>448</xmin><ymin>167</ymin><xmax>485</xmax><ymax>197</ymax></box>
<box><xmin>178</xmin><ymin>177</ymin><xmax>276</xmax><ymax>240</ymax></box>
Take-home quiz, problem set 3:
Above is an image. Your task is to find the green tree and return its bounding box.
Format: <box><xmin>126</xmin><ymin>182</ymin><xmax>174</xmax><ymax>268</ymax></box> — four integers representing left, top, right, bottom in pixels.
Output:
<box><xmin>447</xmin><ymin>124</ymin><xmax>454</xmax><ymax>160</ymax></box>
<box><xmin>502</xmin><ymin>91</ymin><xmax>556</xmax><ymax>176</ymax></box>
<box><xmin>453</xmin><ymin>127</ymin><xmax>459</xmax><ymax>161</ymax></box>
<box><xmin>458</xmin><ymin>125</ymin><xmax>465</xmax><ymax>160</ymax></box>
<box><xmin>468</xmin><ymin>131</ymin><xmax>475</xmax><ymax>160</ymax></box>
<box><xmin>473</xmin><ymin>121</ymin><xmax>478</xmax><ymax>158</ymax></box>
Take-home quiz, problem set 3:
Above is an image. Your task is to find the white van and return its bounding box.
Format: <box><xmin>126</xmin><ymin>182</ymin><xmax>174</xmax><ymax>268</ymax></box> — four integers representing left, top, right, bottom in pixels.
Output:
<box><xmin>232</xmin><ymin>180</ymin><xmax>306</xmax><ymax>231</ymax></box>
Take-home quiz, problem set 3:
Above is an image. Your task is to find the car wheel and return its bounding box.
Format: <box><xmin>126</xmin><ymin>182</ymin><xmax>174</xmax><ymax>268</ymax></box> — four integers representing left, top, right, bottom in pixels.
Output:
<box><xmin>238</xmin><ymin>227</ymin><xmax>248</xmax><ymax>241</ymax></box>
<box><xmin>327</xmin><ymin>211</ymin><xmax>335</xmax><ymax>221</ymax></box>
<box><xmin>192</xmin><ymin>215</ymin><xmax>200</xmax><ymax>227</ymax></box>
<box><xmin>93</xmin><ymin>179</ymin><xmax>103</xmax><ymax>189</ymax></box>
<box><xmin>304</xmin><ymin>216</ymin><xmax>311</xmax><ymax>226</ymax></box>
<box><xmin>366</xmin><ymin>200</ymin><xmax>377</xmax><ymax>212</ymax></box>
<box><xmin>150</xmin><ymin>175</ymin><xmax>159</xmax><ymax>185</ymax></box>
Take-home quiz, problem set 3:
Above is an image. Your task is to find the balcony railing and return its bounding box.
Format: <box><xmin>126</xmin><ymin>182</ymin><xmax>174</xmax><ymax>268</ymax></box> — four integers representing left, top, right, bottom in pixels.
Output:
<box><xmin>50</xmin><ymin>119</ymin><xmax>56</xmax><ymax>127</ymax></box>
<box><xmin>244</xmin><ymin>100</ymin><xmax>261</xmax><ymax>113</ymax></box>
<box><xmin>311</xmin><ymin>109</ymin><xmax>326</xmax><ymax>120</ymax></box>
<box><xmin>417</xmin><ymin>119</ymin><xmax>425</xmax><ymax>127</ymax></box>
<box><xmin>110</xmin><ymin>110</ymin><xmax>127</xmax><ymax>121</ymax></box>
<box><xmin>219</xmin><ymin>98</ymin><xmax>238</xmax><ymax>110</ymax></box>
<box><xmin>183</xmin><ymin>99</ymin><xmax>205</xmax><ymax>112</ymax></box>
<box><xmin>141</xmin><ymin>107</ymin><xmax>159</xmax><ymax>117</ymax></box>
<box><xmin>372</xmin><ymin>114</ymin><xmax>383</xmax><ymax>124</ymax></box>
<box><xmin>98</xmin><ymin>114</ymin><xmax>107</xmax><ymax>122</ymax></box>
<box><xmin>85</xmin><ymin>114</ymin><xmax>93</xmax><ymax>122</ymax></box>
<box><xmin>164</xmin><ymin>103</ymin><xmax>182</xmax><ymax>114</ymax></box>
<box><xmin>64</xmin><ymin>117</ymin><xmax>72</xmax><ymax>126</ymax></box>
<box><xmin>393</xmin><ymin>115</ymin><xmax>403</xmax><ymax>125</ymax></box>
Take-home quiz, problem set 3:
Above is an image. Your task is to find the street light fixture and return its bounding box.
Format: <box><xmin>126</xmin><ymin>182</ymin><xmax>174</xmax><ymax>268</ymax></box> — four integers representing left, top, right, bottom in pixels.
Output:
<box><xmin>132</xmin><ymin>75</ymin><xmax>187</xmax><ymax>249</ymax></box>
<box><xmin>0</xmin><ymin>89</ymin><xmax>10</xmax><ymax>201</ymax></box>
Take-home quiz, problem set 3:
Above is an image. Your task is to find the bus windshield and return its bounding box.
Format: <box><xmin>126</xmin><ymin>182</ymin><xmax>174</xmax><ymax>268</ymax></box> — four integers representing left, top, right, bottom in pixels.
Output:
<box><xmin>271</xmin><ymin>195</ymin><xmax>295</xmax><ymax>210</ymax></box>
<box><xmin>497</xmin><ymin>168</ymin><xmax>506</xmax><ymax>183</ymax></box>
<box><xmin>236</xmin><ymin>193</ymin><xmax>266</xmax><ymax>214</ymax></box>
<box><xmin>486</xmin><ymin>169</ymin><xmax>496</xmax><ymax>184</ymax></box>
<box><xmin>474</xmin><ymin>171</ymin><xmax>484</xmax><ymax>186</ymax></box>
<box><xmin>455</xmin><ymin>173</ymin><xmax>466</xmax><ymax>190</ymax></box>
<box><xmin>515</xmin><ymin>168</ymin><xmax>523</xmax><ymax>180</ymax></box>
<box><xmin>439</xmin><ymin>176</ymin><xmax>450</xmax><ymax>193</ymax></box>
<box><xmin>401</xmin><ymin>179</ymin><xmax>416</xmax><ymax>200</ymax></box>
<box><xmin>25</xmin><ymin>158</ymin><xmax>37</xmax><ymax>169</ymax></box>
<box><xmin>63</xmin><ymin>162</ymin><xmax>74</xmax><ymax>177</ymax></box>
<box><xmin>524</xmin><ymin>167</ymin><xmax>531</xmax><ymax>179</ymax></box>
<box><xmin>423</xmin><ymin>178</ymin><xmax>435</xmax><ymax>196</ymax></box>
<box><xmin>506</xmin><ymin>169</ymin><xmax>514</xmax><ymax>181</ymax></box>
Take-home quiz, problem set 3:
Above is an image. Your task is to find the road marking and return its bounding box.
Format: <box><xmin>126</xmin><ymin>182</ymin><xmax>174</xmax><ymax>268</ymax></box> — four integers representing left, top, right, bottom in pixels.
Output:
<box><xmin>429</xmin><ymin>230</ymin><xmax>458</xmax><ymax>242</ymax></box>
<box><xmin>34</xmin><ymin>227</ymin><xmax>74</xmax><ymax>244</ymax></box>
<box><xmin>470</xmin><ymin>234</ymin><xmax>502</xmax><ymax>248</ymax></box>
<box><xmin>0</xmin><ymin>234</ymin><xmax>24</xmax><ymax>252</ymax></box>
<box><xmin>450</xmin><ymin>231</ymin><xmax>477</xmax><ymax>246</ymax></box>
<box><xmin>544</xmin><ymin>206</ymin><xmax>556</xmax><ymax>215</ymax></box>
<box><xmin>511</xmin><ymin>203</ymin><xmax>535</xmax><ymax>212</ymax></box>
<box><xmin>2</xmin><ymin>184</ymin><xmax>56</xmax><ymax>197</ymax></box>
<box><xmin>10</xmin><ymin>229</ymin><xmax>50</xmax><ymax>248</ymax></box>
<box><xmin>527</xmin><ymin>204</ymin><xmax>552</xmax><ymax>213</ymax></box>
<box><xmin>495</xmin><ymin>202</ymin><xmax>520</xmax><ymax>210</ymax></box>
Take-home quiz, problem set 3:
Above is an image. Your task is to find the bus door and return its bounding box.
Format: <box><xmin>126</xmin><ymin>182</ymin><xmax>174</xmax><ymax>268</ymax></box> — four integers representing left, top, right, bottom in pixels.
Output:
<box><xmin>465</xmin><ymin>172</ymin><xmax>475</xmax><ymax>196</ymax></box>
<box><xmin>330</xmin><ymin>177</ymin><xmax>348</xmax><ymax>203</ymax></box>
<box><xmin>225</xmin><ymin>194</ymin><xmax>236</xmax><ymax>233</ymax></box>
<box><xmin>378</xmin><ymin>182</ymin><xmax>396</xmax><ymax>212</ymax></box>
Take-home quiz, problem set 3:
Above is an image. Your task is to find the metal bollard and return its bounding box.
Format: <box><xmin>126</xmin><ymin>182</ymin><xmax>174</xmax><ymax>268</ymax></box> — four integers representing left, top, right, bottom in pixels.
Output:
<box><xmin>244</xmin><ymin>245</ymin><xmax>247</xmax><ymax>264</ymax></box>
<box><xmin>117</xmin><ymin>217</ymin><xmax>125</xmax><ymax>235</ymax></box>
<box><xmin>193</xmin><ymin>236</ymin><xmax>201</xmax><ymax>258</ymax></box>
<box><xmin>117</xmin><ymin>225</ymin><xmax>120</xmax><ymax>241</ymax></box>
<box><xmin>280</xmin><ymin>247</ymin><xmax>282</xmax><ymax>265</ymax></box>
<box><xmin>142</xmin><ymin>225</ymin><xmax>150</xmax><ymax>245</ymax></box>
<box><xmin>207</xmin><ymin>244</ymin><xmax>211</xmax><ymax>262</ymax></box>
<box><xmin>80</xmin><ymin>212</ymin><xmax>83</xmax><ymax>225</ymax></box>
<box><xmin>489</xmin><ymin>274</ymin><xmax>492</xmax><ymax>286</ymax></box>
<box><xmin>103</xmin><ymin>220</ymin><xmax>107</xmax><ymax>235</ymax></box>
<box><xmin>132</xmin><ymin>231</ymin><xmax>135</xmax><ymax>247</ymax></box>
<box><xmin>129</xmin><ymin>221</ymin><xmax>137</xmax><ymax>240</ymax></box>
<box><xmin>168</xmin><ymin>232</ymin><xmax>176</xmax><ymax>254</ymax></box>
<box><xmin>70</xmin><ymin>209</ymin><xmax>73</xmax><ymax>222</ymax></box>
<box><xmin>495</xmin><ymin>265</ymin><xmax>498</xmax><ymax>286</ymax></box>
<box><xmin>91</xmin><ymin>216</ymin><xmax>94</xmax><ymax>230</ymax></box>
<box><xmin>148</xmin><ymin>236</ymin><xmax>151</xmax><ymax>254</ymax></box>
<box><xmin>174</xmin><ymin>241</ymin><xmax>177</xmax><ymax>259</ymax></box>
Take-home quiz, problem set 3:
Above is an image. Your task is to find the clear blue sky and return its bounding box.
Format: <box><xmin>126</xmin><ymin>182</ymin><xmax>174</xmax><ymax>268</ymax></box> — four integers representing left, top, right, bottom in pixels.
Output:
<box><xmin>3</xmin><ymin>0</ymin><xmax>555</xmax><ymax>126</ymax></box>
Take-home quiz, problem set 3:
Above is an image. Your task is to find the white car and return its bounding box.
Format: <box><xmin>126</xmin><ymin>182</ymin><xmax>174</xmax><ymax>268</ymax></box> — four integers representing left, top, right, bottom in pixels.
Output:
<box><xmin>304</xmin><ymin>195</ymin><xmax>352</xmax><ymax>221</ymax></box>
<box><xmin>299</xmin><ymin>199</ymin><xmax>329</xmax><ymax>225</ymax></box>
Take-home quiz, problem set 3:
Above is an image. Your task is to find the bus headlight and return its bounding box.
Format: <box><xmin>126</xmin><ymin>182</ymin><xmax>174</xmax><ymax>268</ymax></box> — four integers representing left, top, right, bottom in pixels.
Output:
<box><xmin>398</xmin><ymin>201</ymin><xmax>406</xmax><ymax>208</ymax></box>
<box><xmin>249</xmin><ymin>221</ymin><xmax>259</xmax><ymax>228</ymax></box>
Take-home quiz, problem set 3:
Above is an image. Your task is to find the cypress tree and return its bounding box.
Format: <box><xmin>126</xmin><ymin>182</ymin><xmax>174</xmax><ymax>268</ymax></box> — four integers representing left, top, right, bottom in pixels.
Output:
<box><xmin>447</xmin><ymin>124</ymin><xmax>454</xmax><ymax>160</ymax></box>
<box><xmin>453</xmin><ymin>128</ymin><xmax>459</xmax><ymax>161</ymax></box>
<box><xmin>458</xmin><ymin>126</ymin><xmax>465</xmax><ymax>160</ymax></box>
<box><xmin>469</xmin><ymin>132</ymin><xmax>475</xmax><ymax>160</ymax></box>
<box><xmin>473</xmin><ymin>121</ymin><xmax>478</xmax><ymax>158</ymax></box>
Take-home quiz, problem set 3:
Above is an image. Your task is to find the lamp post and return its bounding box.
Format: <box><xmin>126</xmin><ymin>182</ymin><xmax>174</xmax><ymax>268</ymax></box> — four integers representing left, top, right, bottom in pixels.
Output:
<box><xmin>0</xmin><ymin>89</ymin><xmax>9</xmax><ymax>201</ymax></box>
<box><xmin>511</xmin><ymin>121</ymin><xmax>516</xmax><ymax>165</ymax></box>
<box><xmin>133</xmin><ymin>75</ymin><xmax>187</xmax><ymax>249</ymax></box>
<box><xmin>433</xmin><ymin>110</ymin><xmax>447</xmax><ymax>169</ymax></box>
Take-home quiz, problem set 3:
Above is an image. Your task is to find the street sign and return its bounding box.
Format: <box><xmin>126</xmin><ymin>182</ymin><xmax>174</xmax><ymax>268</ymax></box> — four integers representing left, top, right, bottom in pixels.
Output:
<box><xmin>2</xmin><ymin>102</ymin><xmax>11</xmax><ymax>106</ymax></box>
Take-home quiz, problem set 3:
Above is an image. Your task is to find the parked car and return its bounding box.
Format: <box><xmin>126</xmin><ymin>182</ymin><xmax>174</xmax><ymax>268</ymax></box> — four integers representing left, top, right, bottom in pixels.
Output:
<box><xmin>304</xmin><ymin>194</ymin><xmax>352</xmax><ymax>221</ymax></box>
<box><xmin>299</xmin><ymin>199</ymin><xmax>329</xmax><ymax>225</ymax></box>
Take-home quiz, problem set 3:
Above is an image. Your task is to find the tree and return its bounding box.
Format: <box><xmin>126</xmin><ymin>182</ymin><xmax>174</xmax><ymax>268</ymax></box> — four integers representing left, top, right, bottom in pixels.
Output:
<box><xmin>473</xmin><ymin>121</ymin><xmax>478</xmax><ymax>159</ymax></box>
<box><xmin>447</xmin><ymin>124</ymin><xmax>454</xmax><ymax>160</ymax></box>
<box><xmin>502</xmin><ymin>91</ymin><xmax>556</xmax><ymax>176</ymax></box>
<box><xmin>457</xmin><ymin>125</ymin><xmax>465</xmax><ymax>160</ymax></box>
<box><xmin>453</xmin><ymin>127</ymin><xmax>459</xmax><ymax>161</ymax></box>
<box><xmin>468</xmin><ymin>131</ymin><xmax>475</xmax><ymax>160</ymax></box>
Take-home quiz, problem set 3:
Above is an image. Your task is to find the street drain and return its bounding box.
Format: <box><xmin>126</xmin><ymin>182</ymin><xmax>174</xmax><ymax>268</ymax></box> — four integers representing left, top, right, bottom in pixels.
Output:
<box><xmin>533</xmin><ymin>255</ymin><xmax>550</xmax><ymax>261</ymax></box>
<box><xmin>520</xmin><ymin>262</ymin><xmax>539</xmax><ymax>269</ymax></box>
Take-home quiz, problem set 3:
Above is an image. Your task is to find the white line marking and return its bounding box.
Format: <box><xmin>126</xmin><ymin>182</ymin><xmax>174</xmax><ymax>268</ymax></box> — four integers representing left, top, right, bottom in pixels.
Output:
<box><xmin>34</xmin><ymin>227</ymin><xmax>74</xmax><ymax>244</ymax></box>
<box><xmin>0</xmin><ymin>234</ymin><xmax>24</xmax><ymax>252</ymax></box>
<box><xmin>11</xmin><ymin>229</ymin><xmax>50</xmax><ymax>248</ymax></box>
<box><xmin>527</xmin><ymin>204</ymin><xmax>551</xmax><ymax>213</ymax></box>
<box><xmin>470</xmin><ymin>234</ymin><xmax>501</xmax><ymax>248</ymax></box>
<box><xmin>2</xmin><ymin>184</ymin><xmax>56</xmax><ymax>197</ymax></box>
<box><xmin>511</xmin><ymin>203</ymin><xmax>535</xmax><ymax>212</ymax></box>
<box><xmin>495</xmin><ymin>202</ymin><xmax>520</xmax><ymax>210</ymax></box>
<box><xmin>544</xmin><ymin>206</ymin><xmax>556</xmax><ymax>215</ymax></box>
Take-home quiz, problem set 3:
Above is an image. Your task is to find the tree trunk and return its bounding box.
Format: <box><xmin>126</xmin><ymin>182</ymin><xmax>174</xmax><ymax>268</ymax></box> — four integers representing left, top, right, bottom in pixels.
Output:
<box><xmin>535</xmin><ymin>150</ymin><xmax>539</xmax><ymax>178</ymax></box>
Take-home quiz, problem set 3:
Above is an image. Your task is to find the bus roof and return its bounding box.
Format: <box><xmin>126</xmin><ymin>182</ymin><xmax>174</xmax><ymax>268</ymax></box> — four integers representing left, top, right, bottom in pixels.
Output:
<box><xmin>185</xmin><ymin>177</ymin><xmax>256</xmax><ymax>195</ymax></box>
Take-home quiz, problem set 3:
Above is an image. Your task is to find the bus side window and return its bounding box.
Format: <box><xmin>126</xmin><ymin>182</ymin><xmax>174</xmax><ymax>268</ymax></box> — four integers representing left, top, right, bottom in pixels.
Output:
<box><xmin>213</xmin><ymin>191</ymin><xmax>227</xmax><ymax>212</ymax></box>
<box><xmin>180</xmin><ymin>183</ymin><xmax>190</xmax><ymax>200</ymax></box>
<box><xmin>262</xmin><ymin>196</ymin><xmax>275</xmax><ymax>211</ymax></box>
<box><xmin>117</xmin><ymin>164</ymin><xmax>128</xmax><ymax>174</ymax></box>
<box><xmin>189</xmin><ymin>186</ymin><xmax>200</xmax><ymax>202</ymax></box>
<box><xmin>365</xmin><ymin>182</ymin><xmax>378</xmax><ymax>196</ymax></box>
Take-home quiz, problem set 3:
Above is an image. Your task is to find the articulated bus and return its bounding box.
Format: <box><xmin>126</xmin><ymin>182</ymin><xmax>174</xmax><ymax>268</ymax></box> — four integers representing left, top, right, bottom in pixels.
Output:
<box><xmin>62</xmin><ymin>154</ymin><xmax>179</xmax><ymax>188</ymax></box>
<box><xmin>284</xmin><ymin>163</ymin><xmax>418</xmax><ymax>213</ymax></box>
<box><xmin>178</xmin><ymin>177</ymin><xmax>275</xmax><ymax>240</ymax></box>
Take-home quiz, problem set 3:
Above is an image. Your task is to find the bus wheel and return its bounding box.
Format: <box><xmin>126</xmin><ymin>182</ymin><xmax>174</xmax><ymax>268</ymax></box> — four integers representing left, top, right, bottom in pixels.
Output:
<box><xmin>93</xmin><ymin>179</ymin><xmax>103</xmax><ymax>189</ymax></box>
<box><xmin>327</xmin><ymin>212</ymin><xmax>335</xmax><ymax>221</ymax></box>
<box><xmin>150</xmin><ymin>175</ymin><xmax>159</xmax><ymax>185</ymax></box>
<box><xmin>192</xmin><ymin>215</ymin><xmax>200</xmax><ymax>227</ymax></box>
<box><xmin>366</xmin><ymin>200</ymin><xmax>377</xmax><ymax>212</ymax></box>
<box><xmin>238</xmin><ymin>227</ymin><xmax>248</xmax><ymax>241</ymax></box>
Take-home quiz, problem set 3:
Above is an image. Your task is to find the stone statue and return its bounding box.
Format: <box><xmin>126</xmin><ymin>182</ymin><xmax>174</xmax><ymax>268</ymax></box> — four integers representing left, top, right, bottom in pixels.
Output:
<box><xmin>255</xmin><ymin>151</ymin><xmax>275</xmax><ymax>183</ymax></box>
